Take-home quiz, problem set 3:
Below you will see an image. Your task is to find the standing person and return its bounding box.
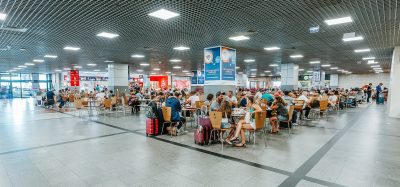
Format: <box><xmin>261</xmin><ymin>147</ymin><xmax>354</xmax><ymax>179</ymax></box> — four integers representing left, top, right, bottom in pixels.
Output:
<box><xmin>376</xmin><ymin>83</ymin><xmax>383</xmax><ymax>104</ymax></box>
<box><xmin>366</xmin><ymin>83</ymin><xmax>372</xmax><ymax>103</ymax></box>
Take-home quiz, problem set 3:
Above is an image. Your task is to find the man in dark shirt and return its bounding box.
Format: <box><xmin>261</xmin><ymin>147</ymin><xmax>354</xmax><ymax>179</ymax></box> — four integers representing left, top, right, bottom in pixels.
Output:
<box><xmin>165</xmin><ymin>92</ymin><xmax>185</xmax><ymax>134</ymax></box>
<box><xmin>45</xmin><ymin>89</ymin><xmax>55</xmax><ymax>108</ymax></box>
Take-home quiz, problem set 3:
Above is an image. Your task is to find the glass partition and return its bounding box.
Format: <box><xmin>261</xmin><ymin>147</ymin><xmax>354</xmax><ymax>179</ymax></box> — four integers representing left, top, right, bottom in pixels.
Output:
<box><xmin>0</xmin><ymin>73</ymin><xmax>52</xmax><ymax>99</ymax></box>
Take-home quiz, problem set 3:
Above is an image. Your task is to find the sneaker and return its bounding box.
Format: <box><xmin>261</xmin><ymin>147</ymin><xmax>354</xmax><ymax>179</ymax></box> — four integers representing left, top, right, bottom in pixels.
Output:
<box><xmin>305</xmin><ymin>118</ymin><xmax>311</xmax><ymax>121</ymax></box>
<box><xmin>293</xmin><ymin>123</ymin><xmax>298</xmax><ymax>126</ymax></box>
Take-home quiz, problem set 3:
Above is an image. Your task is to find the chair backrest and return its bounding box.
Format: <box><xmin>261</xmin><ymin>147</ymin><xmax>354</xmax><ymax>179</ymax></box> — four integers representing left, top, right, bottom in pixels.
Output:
<box><xmin>161</xmin><ymin>107</ymin><xmax>172</xmax><ymax>122</ymax></box>
<box><xmin>288</xmin><ymin>105</ymin><xmax>294</xmax><ymax>121</ymax></box>
<box><xmin>195</xmin><ymin>101</ymin><xmax>205</xmax><ymax>109</ymax></box>
<box><xmin>74</xmin><ymin>99</ymin><xmax>83</xmax><ymax>109</ymax></box>
<box><xmin>69</xmin><ymin>94</ymin><xmax>74</xmax><ymax>102</ymax></box>
<box><xmin>320</xmin><ymin>100</ymin><xmax>328</xmax><ymax>111</ymax></box>
<box><xmin>254</xmin><ymin>111</ymin><xmax>266</xmax><ymax>130</ymax></box>
<box><xmin>293</xmin><ymin>100</ymin><xmax>304</xmax><ymax>110</ymax></box>
<box><xmin>103</xmin><ymin>99</ymin><xmax>112</xmax><ymax>109</ymax></box>
<box><xmin>62</xmin><ymin>95</ymin><xmax>68</xmax><ymax>101</ymax></box>
<box><xmin>209</xmin><ymin>111</ymin><xmax>222</xmax><ymax>130</ymax></box>
<box><xmin>260</xmin><ymin>104</ymin><xmax>267</xmax><ymax>111</ymax></box>
<box><xmin>111</xmin><ymin>97</ymin><xmax>117</xmax><ymax>104</ymax></box>
<box><xmin>124</xmin><ymin>96</ymin><xmax>129</xmax><ymax>105</ymax></box>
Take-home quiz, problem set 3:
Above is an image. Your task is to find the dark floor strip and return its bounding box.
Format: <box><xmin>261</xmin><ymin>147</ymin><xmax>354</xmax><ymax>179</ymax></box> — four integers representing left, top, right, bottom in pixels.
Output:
<box><xmin>0</xmin><ymin>131</ymin><xmax>128</xmax><ymax>155</ymax></box>
<box><xmin>278</xmin><ymin>106</ymin><xmax>370</xmax><ymax>187</ymax></box>
<box><xmin>53</xmin><ymin>109</ymin><xmax>346</xmax><ymax>187</ymax></box>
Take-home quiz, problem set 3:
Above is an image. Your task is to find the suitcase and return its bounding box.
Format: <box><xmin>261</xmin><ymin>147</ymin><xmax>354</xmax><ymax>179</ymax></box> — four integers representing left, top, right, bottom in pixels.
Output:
<box><xmin>146</xmin><ymin>118</ymin><xmax>159</xmax><ymax>136</ymax></box>
<box><xmin>377</xmin><ymin>94</ymin><xmax>384</xmax><ymax>104</ymax></box>
<box><xmin>194</xmin><ymin>117</ymin><xmax>211</xmax><ymax>145</ymax></box>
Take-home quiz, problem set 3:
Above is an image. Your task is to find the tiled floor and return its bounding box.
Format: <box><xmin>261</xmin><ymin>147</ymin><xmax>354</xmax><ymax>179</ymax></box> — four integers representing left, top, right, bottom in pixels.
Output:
<box><xmin>0</xmin><ymin>98</ymin><xmax>399</xmax><ymax>187</ymax></box>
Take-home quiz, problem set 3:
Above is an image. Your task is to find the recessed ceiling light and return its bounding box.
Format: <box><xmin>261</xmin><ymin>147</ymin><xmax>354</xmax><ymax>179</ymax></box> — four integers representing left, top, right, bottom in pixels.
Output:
<box><xmin>373</xmin><ymin>67</ymin><xmax>382</xmax><ymax>70</ymax></box>
<box><xmin>269</xmin><ymin>64</ymin><xmax>279</xmax><ymax>67</ymax></box>
<box><xmin>170</xmin><ymin>59</ymin><xmax>181</xmax><ymax>62</ymax></box>
<box><xmin>18</xmin><ymin>65</ymin><xmax>27</xmax><ymax>68</ymax></box>
<box><xmin>325</xmin><ymin>16</ymin><xmax>353</xmax><ymax>25</ymax></box>
<box><xmin>244</xmin><ymin>59</ymin><xmax>255</xmax><ymax>63</ymax></box>
<box><xmin>20</xmin><ymin>48</ymin><xmax>26</xmax><ymax>51</ymax></box>
<box><xmin>63</xmin><ymin>67</ymin><xmax>71</xmax><ymax>70</ymax></box>
<box><xmin>96</xmin><ymin>32</ymin><xmax>119</xmax><ymax>39</ymax></box>
<box><xmin>55</xmin><ymin>69</ymin><xmax>62</xmax><ymax>72</ymax></box>
<box><xmin>0</xmin><ymin>13</ymin><xmax>7</xmax><ymax>20</ymax></box>
<box><xmin>264</xmin><ymin>70</ymin><xmax>271</xmax><ymax>73</ymax></box>
<box><xmin>238</xmin><ymin>72</ymin><xmax>243</xmax><ymax>74</ymax></box>
<box><xmin>74</xmin><ymin>66</ymin><xmax>82</xmax><ymax>69</ymax></box>
<box><xmin>173</xmin><ymin>46</ymin><xmax>190</xmax><ymax>51</ymax></box>
<box><xmin>298</xmin><ymin>69</ymin><xmax>304</xmax><ymax>71</ymax></box>
<box><xmin>153</xmin><ymin>68</ymin><xmax>160</xmax><ymax>71</ymax></box>
<box><xmin>93</xmin><ymin>70</ymin><xmax>100</xmax><ymax>72</ymax></box>
<box><xmin>33</xmin><ymin>59</ymin><xmax>44</xmax><ymax>63</ymax></box>
<box><xmin>140</xmin><ymin>63</ymin><xmax>150</xmax><ymax>66</ymax></box>
<box><xmin>268</xmin><ymin>74</ymin><xmax>273</xmax><ymax>76</ymax></box>
<box><xmin>264</xmin><ymin>46</ymin><xmax>280</xmax><ymax>51</ymax></box>
<box><xmin>290</xmin><ymin>55</ymin><xmax>303</xmax><ymax>58</ymax></box>
<box><xmin>235</xmin><ymin>66</ymin><xmax>240</xmax><ymax>69</ymax></box>
<box><xmin>131</xmin><ymin>54</ymin><xmax>145</xmax><ymax>58</ymax></box>
<box><xmin>250</xmin><ymin>69</ymin><xmax>257</xmax><ymax>71</ymax></box>
<box><xmin>171</xmin><ymin>73</ymin><xmax>176</xmax><ymax>75</ymax></box>
<box><xmin>182</xmin><ymin>70</ymin><xmax>189</xmax><ymax>73</ymax></box>
<box><xmin>151</xmin><ymin>72</ymin><xmax>157</xmax><ymax>75</ymax></box>
<box><xmin>64</xmin><ymin>46</ymin><xmax>80</xmax><ymax>51</ymax></box>
<box><xmin>13</xmin><ymin>68</ymin><xmax>22</xmax><ymax>70</ymax></box>
<box><xmin>330</xmin><ymin>67</ymin><xmax>338</xmax><ymax>70</ymax></box>
<box><xmin>87</xmin><ymin>63</ymin><xmax>97</xmax><ymax>66</ymax></box>
<box><xmin>229</xmin><ymin>35</ymin><xmax>250</xmax><ymax>41</ymax></box>
<box><xmin>165</xmin><ymin>71</ymin><xmax>171</xmax><ymax>74</ymax></box>
<box><xmin>44</xmin><ymin>55</ymin><xmax>58</xmax><ymax>58</ymax></box>
<box><xmin>321</xmin><ymin>64</ymin><xmax>331</xmax><ymax>67</ymax></box>
<box><xmin>354</xmin><ymin>48</ymin><xmax>370</xmax><ymax>53</ymax></box>
<box><xmin>25</xmin><ymin>63</ymin><xmax>35</xmax><ymax>66</ymax></box>
<box><xmin>104</xmin><ymin>60</ymin><xmax>114</xmax><ymax>63</ymax></box>
<box><xmin>173</xmin><ymin>66</ymin><xmax>182</xmax><ymax>69</ymax></box>
<box><xmin>309</xmin><ymin>61</ymin><xmax>320</xmax><ymax>64</ymax></box>
<box><xmin>148</xmin><ymin>9</ymin><xmax>180</xmax><ymax>20</ymax></box>
<box><xmin>362</xmin><ymin>57</ymin><xmax>375</xmax><ymax>60</ymax></box>
<box><xmin>260</xmin><ymin>73</ymin><xmax>266</xmax><ymax>76</ymax></box>
<box><xmin>343</xmin><ymin>36</ymin><xmax>363</xmax><ymax>42</ymax></box>
<box><xmin>370</xmin><ymin>65</ymin><xmax>380</xmax><ymax>67</ymax></box>
<box><xmin>137</xmin><ymin>69</ymin><xmax>144</xmax><ymax>72</ymax></box>
<box><xmin>9</xmin><ymin>70</ymin><xmax>16</xmax><ymax>72</ymax></box>
<box><xmin>367</xmin><ymin>60</ymin><xmax>378</xmax><ymax>64</ymax></box>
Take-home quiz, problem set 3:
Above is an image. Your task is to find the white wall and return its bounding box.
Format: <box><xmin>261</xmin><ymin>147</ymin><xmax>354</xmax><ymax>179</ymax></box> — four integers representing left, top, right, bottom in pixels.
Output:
<box><xmin>338</xmin><ymin>73</ymin><xmax>390</xmax><ymax>89</ymax></box>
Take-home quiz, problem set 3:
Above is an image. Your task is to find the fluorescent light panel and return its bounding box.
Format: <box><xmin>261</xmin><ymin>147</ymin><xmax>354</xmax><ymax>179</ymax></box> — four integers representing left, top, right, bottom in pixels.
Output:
<box><xmin>140</xmin><ymin>63</ymin><xmax>149</xmax><ymax>66</ymax></box>
<box><xmin>87</xmin><ymin>63</ymin><xmax>97</xmax><ymax>66</ymax></box>
<box><xmin>290</xmin><ymin>55</ymin><xmax>303</xmax><ymax>58</ymax></box>
<box><xmin>244</xmin><ymin>59</ymin><xmax>255</xmax><ymax>63</ymax></box>
<box><xmin>343</xmin><ymin>36</ymin><xmax>363</xmax><ymax>42</ymax></box>
<box><xmin>64</xmin><ymin>46</ymin><xmax>80</xmax><ymax>51</ymax></box>
<box><xmin>25</xmin><ymin>63</ymin><xmax>35</xmax><ymax>66</ymax></box>
<box><xmin>330</xmin><ymin>67</ymin><xmax>338</xmax><ymax>70</ymax></box>
<box><xmin>93</xmin><ymin>70</ymin><xmax>100</xmax><ymax>72</ymax></box>
<box><xmin>173</xmin><ymin>46</ymin><xmax>190</xmax><ymax>50</ymax></box>
<box><xmin>148</xmin><ymin>9</ymin><xmax>180</xmax><ymax>20</ymax></box>
<box><xmin>362</xmin><ymin>57</ymin><xmax>375</xmax><ymax>60</ymax></box>
<box><xmin>96</xmin><ymin>32</ymin><xmax>119</xmax><ymax>38</ymax></box>
<box><xmin>264</xmin><ymin>46</ymin><xmax>280</xmax><ymax>51</ymax></box>
<box><xmin>44</xmin><ymin>55</ymin><xmax>58</xmax><ymax>58</ymax></box>
<box><xmin>173</xmin><ymin>66</ymin><xmax>181</xmax><ymax>69</ymax></box>
<box><xmin>269</xmin><ymin>64</ymin><xmax>278</xmax><ymax>67</ymax></box>
<box><xmin>354</xmin><ymin>48</ymin><xmax>370</xmax><ymax>53</ymax></box>
<box><xmin>229</xmin><ymin>35</ymin><xmax>249</xmax><ymax>41</ymax></box>
<box><xmin>309</xmin><ymin>61</ymin><xmax>320</xmax><ymax>64</ymax></box>
<box><xmin>325</xmin><ymin>16</ymin><xmax>353</xmax><ymax>25</ymax></box>
<box><xmin>131</xmin><ymin>54</ymin><xmax>145</xmax><ymax>58</ymax></box>
<box><xmin>104</xmin><ymin>60</ymin><xmax>114</xmax><ymax>63</ymax></box>
<box><xmin>169</xmin><ymin>59</ymin><xmax>181</xmax><ymax>62</ymax></box>
<box><xmin>0</xmin><ymin>13</ymin><xmax>6</xmax><ymax>20</ymax></box>
<box><xmin>321</xmin><ymin>64</ymin><xmax>331</xmax><ymax>67</ymax></box>
<box><xmin>33</xmin><ymin>59</ymin><xmax>44</xmax><ymax>63</ymax></box>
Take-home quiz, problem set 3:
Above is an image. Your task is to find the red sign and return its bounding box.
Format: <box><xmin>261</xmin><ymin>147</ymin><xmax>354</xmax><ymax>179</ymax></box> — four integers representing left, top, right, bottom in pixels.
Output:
<box><xmin>69</xmin><ymin>70</ymin><xmax>80</xmax><ymax>86</ymax></box>
<box><xmin>149</xmin><ymin>76</ymin><xmax>169</xmax><ymax>90</ymax></box>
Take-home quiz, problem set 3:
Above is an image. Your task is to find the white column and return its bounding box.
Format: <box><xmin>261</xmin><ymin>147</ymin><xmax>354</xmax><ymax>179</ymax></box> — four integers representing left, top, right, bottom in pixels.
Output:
<box><xmin>330</xmin><ymin>74</ymin><xmax>339</xmax><ymax>89</ymax></box>
<box><xmin>388</xmin><ymin>47</ymin><xmax>400</xmax><ymax>118</ymax></box>
<box><xmin>280</xmin><ymin>63</ymin><xmax>299</xmax><ymax>90</ymax></box>
<box><xmin>108</xmin><ymin>64</ymin><xmax>129</xmax><ymax>94</ymax></box>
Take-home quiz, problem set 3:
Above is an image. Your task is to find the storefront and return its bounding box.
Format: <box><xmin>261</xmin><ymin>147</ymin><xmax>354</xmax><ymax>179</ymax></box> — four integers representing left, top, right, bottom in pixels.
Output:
<box><xmin>149</xmin><ymin>75</ymin><xmax>169</xmax><ymax>90</ymax></box>
<box><xmin>0</xmin><ymin>73</ymin><xmax>52</xmax><ymax>99</ymax></box>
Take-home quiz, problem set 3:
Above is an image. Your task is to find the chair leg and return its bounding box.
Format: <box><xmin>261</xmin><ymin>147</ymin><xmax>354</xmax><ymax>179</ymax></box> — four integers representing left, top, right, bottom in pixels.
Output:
<box><xmin>253</xmin><ymin>131</ymin><xmax>256</xmax><ymax>146</ymax></box>
<box><xmin>263</xmin><ymin>130</ymin><xmax>267</xmax><ymax>147</ymax></box>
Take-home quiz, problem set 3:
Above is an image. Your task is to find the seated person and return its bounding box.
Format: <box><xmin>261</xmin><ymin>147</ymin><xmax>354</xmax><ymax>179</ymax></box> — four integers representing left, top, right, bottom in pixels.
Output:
<box><xmin>328</xmin><ymin>91</ymin><xmax>339</xmax><ymax>107</ymax></box>
<box><xmin>204</xmin><ymin>93</ymin><xmax>214</xmax><ymax>107</ymax></box>
<box><xmin>304</xmin><ymin>93</ymin><xmax>320</xmax><ymax>119</ymax></box>
<box><xmin>270</xmin><ymin>96</ymin><xmax>288</xmax><ymax>133</ymax></box>
<box><xmin>45</xmin><ymin>89</ymin><xmax>56</xmax><ymax>108</ymax></box>
<box><xmin>187</xmin><ymin>91</ymin><xmax>199</xmax><ymax>107</ymax></box>
<box><xmin>282</xmin><ymin>91</ymin><xmax>298</xmax><ymax>125</ymax></box>
<box><xmin>239</xmin><ymin>93</ymin><xmax>247</xmax><ymax>108</ymax></box>
<box><xmin>226</xmin><ymin>90</ymin><xmax>238</xmax><ymax>108</ymax></box>
<box><xmin>57</xmin><ymin>90</ymin><xmax>65</xmax><ymax>108</ymax></box>
<box><xmin>261</xmin><ymin>91</ymin><xmax>274</xmax><ymax>105</ymax></box>
<box><xmin>165</xmin><ymin>92</ymin><xmax>186</xmax><ymax>135</ymax></box>
<box><xmin>128</xmin><ymin>93</ymin><xmax>140</xmax><ymax>113</ymax></box>
<box><xmin>210</xmin><ymin>91</ymin><xmax>223</xmax><ymax>111</ymax></box>
<box><xmin>227</xmin><ymin>96</ymin><xmax>262</xmax><ymax>147</ymax></box>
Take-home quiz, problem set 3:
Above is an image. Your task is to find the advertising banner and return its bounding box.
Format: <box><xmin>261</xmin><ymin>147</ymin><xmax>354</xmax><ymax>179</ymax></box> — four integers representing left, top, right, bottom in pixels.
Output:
<box><xmin>198</xmin><ymin>70</ymin><xmax>205</xmax><ymax>84</ymax></box>
<box><xmin>221</xmin><ymin>47</ymin><xmax>236</xmax><ymax>81</ymax></box>
<box><xmin>69</xmin><ymin>70</ymin><xmax>80</xmax><ymax>86</ymax></box>
<box><xmin>191</xmin><ymin>70</ymin><xmax>198</xmax><ymax>84</ymax></box>
<box><xmin>204</xmin><ymin>47</ymin><xmax>221</xmax><ymax>81</ymax></box>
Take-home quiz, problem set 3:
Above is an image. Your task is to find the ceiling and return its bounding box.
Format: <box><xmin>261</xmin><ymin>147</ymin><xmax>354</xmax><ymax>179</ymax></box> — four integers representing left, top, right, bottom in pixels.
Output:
<box><xmin>0</xmin><ymin>0</ymin><xmax>397</xmax><ymax>76</ymax></box>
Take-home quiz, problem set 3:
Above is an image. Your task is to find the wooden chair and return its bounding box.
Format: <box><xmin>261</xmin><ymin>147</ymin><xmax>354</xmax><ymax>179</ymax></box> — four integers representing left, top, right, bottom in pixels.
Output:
<box><xmin>101</xmin><ymin>99</ymin><xmax>113</xmax><ymax>116</ymax></box>
<box><xmin>195</xmin><ymin>101</ymin><xmax>205</xmax><ymax>109</ymax></box>
<box><xmin>209</xmin><ymin>111</ymin><xmax>229</xmax><ymax>149</ymax></box>
<box><xmin>319</xmin><ymin>100</ymin><xmax>329</xmax><ymax>120</ymax></box>
<box><xmin>245</xmin><ymin>111</ymin><xmax>267</xmax><ymax>147</ymax></box>
<box><xmin>161</xmin><ymin>107</ymin><xmax>178</xmax><ymax>136</ymax></box>
<box><xmin>118</xmin><ymin>96</ymin><xmax>131</xmax><ymax>115</ymax></box>
<box><xmin>279</xmin><ymin>105</ymin><xmax>294</xmax><ymax>135</ymax></box>
<box><xmin>73</xmin><ymin>99</ymin><xmax>87</xmax><ymax>117</ymax></box>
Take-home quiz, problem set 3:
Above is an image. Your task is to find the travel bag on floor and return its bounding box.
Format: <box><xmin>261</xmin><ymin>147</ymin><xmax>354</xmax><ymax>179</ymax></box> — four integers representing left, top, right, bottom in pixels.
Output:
<box><xmin>194</xmin><ymin>117</ymin><xmax>211</xmax><ymax>145</ymax></box>
<box><xmin>146</xmin><ymin>118</ymin><xmax>159</xmax><ymax>136</ymax></box>
<box><xmin>377</xmin><ymin>93</ymin><xmax>384</xmax><ymax>104</ymax></box>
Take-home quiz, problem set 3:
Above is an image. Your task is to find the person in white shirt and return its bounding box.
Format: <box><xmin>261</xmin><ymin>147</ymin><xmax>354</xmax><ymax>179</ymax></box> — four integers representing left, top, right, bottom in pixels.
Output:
<box><xmin>96</xmin><ymin>90</ymin><xmax>106</xmax><ymax>100</ymax></box>
<box><xmin>226</xmin><ymin>90</ymin><xmax>238</xmax><ymax>107</ymax></box>
<box><xmin>297</xmin><ymin>91</ymin><xmax>309</xmax><ymax>108</ymax></box>
<box><xmin>328</xmin><ymin>90</ymin><xmax>339</xmax><ymax>107</ymax></box>
<box><xmin>188</xmin><ymin>91</ymin><xmax>199</xmax><ymax>106</ymax></box>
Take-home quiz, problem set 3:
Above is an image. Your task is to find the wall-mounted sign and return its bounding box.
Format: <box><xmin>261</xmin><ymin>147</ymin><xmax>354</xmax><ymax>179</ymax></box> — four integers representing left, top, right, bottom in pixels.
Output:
<box><xmin>69</xmin><ymin>70</ymin><xmax>80</xmax><ymax>86</ymax></box>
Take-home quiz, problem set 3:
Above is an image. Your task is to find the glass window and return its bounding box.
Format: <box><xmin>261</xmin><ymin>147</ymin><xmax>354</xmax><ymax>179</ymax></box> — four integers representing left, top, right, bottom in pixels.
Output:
<box><xmin>20</xmin><ymin>74</ymin><xmax>31</xmax><ymax>80</ymax></box>
<box><xmin>39</xmin><ymin>74</ymin><xmax>47</xmax><ymax>80</ymax></box>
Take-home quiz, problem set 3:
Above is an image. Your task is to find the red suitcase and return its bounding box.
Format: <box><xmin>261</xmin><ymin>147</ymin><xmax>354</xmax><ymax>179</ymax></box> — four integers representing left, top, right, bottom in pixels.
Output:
<box><xmin>194</xmin><ymin>117</ymin><xmax>211</xmax><ymax>145</ymax></box>
<box><xmin>146</xmin><ymin>118</ymin><xmax>159</xmax><ymax>136</ymax></box>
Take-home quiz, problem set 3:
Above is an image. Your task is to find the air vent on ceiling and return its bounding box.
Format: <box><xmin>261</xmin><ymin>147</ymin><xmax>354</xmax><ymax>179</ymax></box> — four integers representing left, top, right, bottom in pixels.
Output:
<box><xmin>0</xmin><ymin>26</ymin><xmax>28</xmax><ymax>33</ymax></box>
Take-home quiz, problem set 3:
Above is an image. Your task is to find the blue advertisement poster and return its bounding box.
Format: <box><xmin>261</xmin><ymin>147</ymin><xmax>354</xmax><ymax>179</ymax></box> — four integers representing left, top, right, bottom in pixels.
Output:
<box><xmin>221</xmin><ymin>47</ymin><xmax>236</xmax><ymax>81</ymax></box>
<box><xmin>191</xmin><ymin>70</ymin><xmax>198</xmax><ymax>84</ymax></box>
<box><xmin>198</xmin><ymin>71</ymin><xmax>205</xmax><ymax>84</ymax></box>
<box><xmin>204</xmin><ymin>47</ymin><xmax>221</xmax><ymax>81</ymax></box>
